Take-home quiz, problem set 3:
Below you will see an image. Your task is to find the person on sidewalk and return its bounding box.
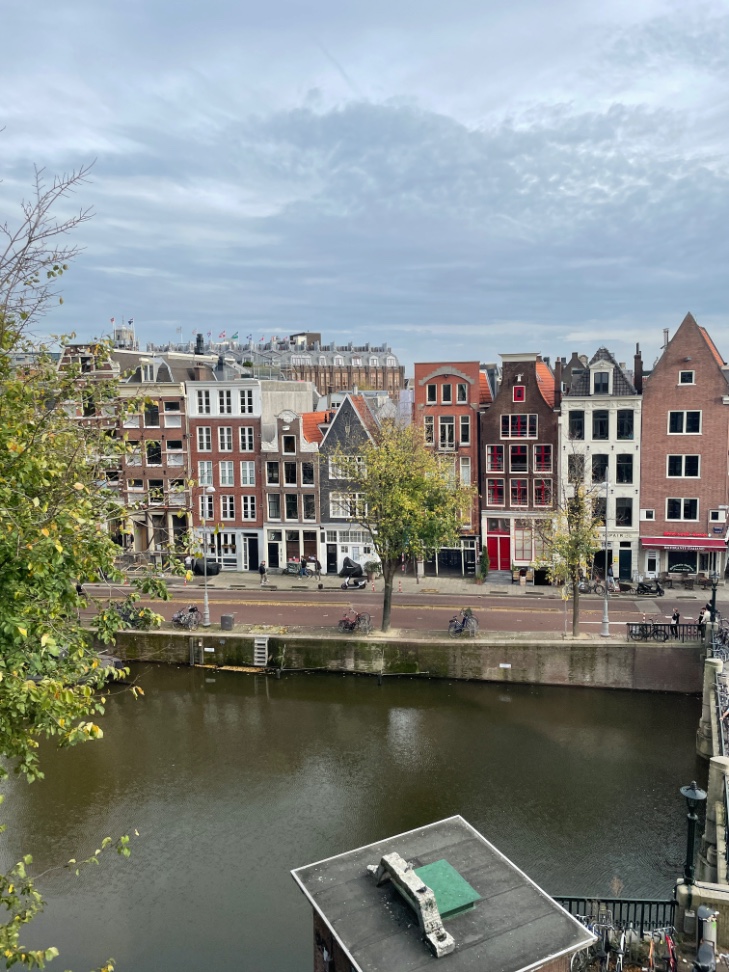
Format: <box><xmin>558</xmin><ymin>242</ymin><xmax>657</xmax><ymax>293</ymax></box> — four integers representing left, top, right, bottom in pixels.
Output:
<box><xmin>670</xmin><ymin>608</ymin><xmax>680</xmax><ymax>638</ymax></box>
<box><xmin>607</xmin><ymin>563</ymin><xmax>616</xmax><ymax>592</ymax></box>
<box><xmin>314</xmin><ymin>559</ymin><xmax>322</xmax><ymax>581</ymax></box>
<box><xmin>697</xmin><ymin>607</ymin><xmax>706</xmax><ymax>640</ymax></box>
<box><xmin>259</xmin><ymin>560</ymin><xmax>267</xmax><ymax>586</ymax></box>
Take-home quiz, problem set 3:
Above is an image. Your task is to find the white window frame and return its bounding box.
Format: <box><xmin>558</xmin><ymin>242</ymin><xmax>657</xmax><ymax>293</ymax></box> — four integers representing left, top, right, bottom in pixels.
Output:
<box><xmin>330</xmin><ymin>492</ymin><xmax>368</xmax><ymax>518</ymax></box>
<box><xmin>219</xmin><ymin>461</ymin><xmax>235</xmax><ymax>487</ymax></box>
<box><xmin>219</xmin><ymin>389</ymin><xmax>232</xmax><ymax>414</ymax></box>
<box><xmin>240</xmin><ymin>389</ymin><xmax>254</xmax><ymax>414</ymax></box>
<box><xmin>240</xmin><ymin>461</ymin><xmax>255</xmax><ymax>486</ymax></box>
<box><xmin>533</xmin><ymin>478</ymin><xmax>552</xmax><ymax>507</ymax></box>
<box><xmin>439</xmin><ymin>416</ymin><xmax>455</xmax><ymax>450</ymax></box>
<box><xmin>196</xmin><ymin>427</ymin><xmax>211</xmax><ymax>451</ymax></box>
<box><xmin>668</xmin><ymin>410</ymin><xmax>702</xmax><ymax>435</ymax></box>
<box><xmin>459</xmin><ymin>456</ymin><xmax>472</xmax><ymax>485</ymax></box>
<box><xmin>501</xmin><ymin>414</ymin><xmax>537</xmax><ymax>439</ymax></box>
<box><xmin>640</xmin><ymin>509</ymin><xmax>656</xmax><ymax>521</ymax></box>
<box><xmin>666</xmin><ymin>455</ymin><xmax>701</xmax><ymax>478</ymax></box>
<box><xmin>486</xmin><ymin>445</ymin><xmax>504</xmax><ymax>473</ymax></box>
<box><xmin>426</xmin><ymin>384</ymin><xmax>437</xmax><ymax>404</ymax></box>
<box><xmin>267</xmin><ymin>494</ymin><xmax>281</xmax><ymax>520</ymax></box>
<box><xmin>198</xmin><ymin>461</ymin><xmax>213</xmax><ymax>486</ymax></box>
<box><xmin>509</xmin><ymin>478</ymin><xmax>529</xmax><ymax>508</ymax></box>
<box><xmin>486</xmin><ymin>478</ymin><xmax>505</xmax><ymax>507</ymax></box>
<box><xmin>678</xmin><ymin>370</ymin><xmax>695</xmax><ymax>385</ymax></box>
<box><xmin>302</xmin><ymin>494</ymin><xmax>316</xmax><ymax>521</ymax></box>
<box><xmin>424</xmin><ymin>416</ymin><xmax>434</xmax><ymax>445</ymax></box>
<box><xmin>459</xmin><ymin>415</ymin><xmax>470</xmax><ymax>445</ymax></box>
<box><xmin>457</xmin><ymin>383</ymin><xmax>468</xmax><ymax>403</ymax></box>
<box><xmin>220</xmin><ymin>495</ymin><xmax>235</xmax><ymax>521</ymax></box>
<box><xmin>240</xmin><ymin>427</ymin><xmax>254</xmax><ymax>451</ymax></box>
<box><xmin>218</xmin><ymin>426</ymin><xmax>233</xmax><ymax>451</ymax></box>
<box><xmin>533</xmin><ymin>444</ymin><xmax>552</xmax><ymax>473</ymax></box>
<box><xmin>442</xmin><ymin>384</ymin><xmax>453</xmax><ymax>404</ymax></box>
<box><xmin>200</xmin><ymin>494</ymin><xmax>214</xmax><ymax>519</ymax></box>
<box><xmin>197</xmin><ymin>390</ymin><xmax>211</xmax><ymax>415</ymax></box>
<box><xmin>666</xmin><ymin>498</ymin><xmax>699</xmax><ymax>521</ymax></box>
<box><xmin>241</xmin><ymin>495</ymin><xmax>257</xmax><ymax>520</ymax></box>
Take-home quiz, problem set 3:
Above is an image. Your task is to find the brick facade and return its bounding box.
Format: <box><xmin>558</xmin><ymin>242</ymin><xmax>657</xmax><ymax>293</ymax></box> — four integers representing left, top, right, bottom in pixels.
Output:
<box><xmin>640</xmin><ymin>314</ymin><xmax>729</xmax><ymax>576</ymax></box>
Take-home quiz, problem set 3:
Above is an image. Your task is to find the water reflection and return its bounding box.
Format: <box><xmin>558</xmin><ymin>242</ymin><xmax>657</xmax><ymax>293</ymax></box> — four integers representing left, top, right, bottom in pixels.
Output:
<box><xmin>0</xmin><ymin>666</ymin><xmax>704</xmax><ymax>972</ymax></box>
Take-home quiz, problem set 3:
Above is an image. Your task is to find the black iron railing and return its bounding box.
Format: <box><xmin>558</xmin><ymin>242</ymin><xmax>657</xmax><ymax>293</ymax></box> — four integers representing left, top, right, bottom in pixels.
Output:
<box><xmin>626</xmin><ymin>622</ymin><xmax>701</xmax><ymax>642</ymax></box>
<box><xmin>553</xmin><ymin>897</ymin><xmax>675</xmax><ymax>936</ymax></box>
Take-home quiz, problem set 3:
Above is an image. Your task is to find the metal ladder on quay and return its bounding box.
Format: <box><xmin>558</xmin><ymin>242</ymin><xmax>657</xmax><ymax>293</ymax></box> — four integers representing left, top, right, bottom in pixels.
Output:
<box><xmin>253</xmin><ymin>636</ymin><xmax>269</xmax><ymax>668</ymax></box>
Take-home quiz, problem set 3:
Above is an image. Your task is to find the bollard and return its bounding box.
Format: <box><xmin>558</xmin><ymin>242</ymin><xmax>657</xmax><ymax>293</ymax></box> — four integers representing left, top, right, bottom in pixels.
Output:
<box><xmin>372</xmin><ymin>581</ymin><xmax>375</xmax><ymax>592</ymax></box>
<box><xmin>398</xmin><ymin>580</ymin><xmax>402</xmax><ymax>594</ymax></box>
<box><xmin>378</xmin><ymin>672</ymin><xmax>383</xmax><ymax>686</ymax></box>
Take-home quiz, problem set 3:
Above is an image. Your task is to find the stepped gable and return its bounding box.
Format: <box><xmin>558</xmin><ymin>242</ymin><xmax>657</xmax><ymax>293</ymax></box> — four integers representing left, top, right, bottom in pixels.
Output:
<box><xmin>568</xmin><ymin>347</ymin><xmax>637</xmax><ymax>396</ymax></box>
<box><xmin>535</xmin><ymin>359</ymin><xmax>556</xmax><ymax>407</ymax></box>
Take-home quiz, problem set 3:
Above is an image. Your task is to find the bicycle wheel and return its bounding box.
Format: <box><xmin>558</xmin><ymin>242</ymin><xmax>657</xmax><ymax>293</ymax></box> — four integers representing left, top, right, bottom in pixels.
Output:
<box><xmin>593</xmin><ymin>583</ymin><xmax>605</xmax><ymax>596</ymax></box>
<box><xmin>188</xmin><ymin>614</ymin><xmax>200</xmax><ymax>630</ymax></box>
<box><xmin>464</xmin><ymin>616</ymin><xmax>479</xmax><ymax>636</ymax></box>
<box><xmin>653</xmin><ymin>625</ymin><xmax>669</xmax><ymax>642</ymax></box>
<box><xmin>448</xmin><ymin>621</ymin><xmax>459</xmax><ymax>638</ymax></box>
<box><xmin>628</xmin><ymin>624</ymin><xmax>643</xmax><ymax>641</ymax></box>
<box><xmin>338</xmin><ymin>619</ymin><xmax>349</xmax><ymax>632</ymax></box>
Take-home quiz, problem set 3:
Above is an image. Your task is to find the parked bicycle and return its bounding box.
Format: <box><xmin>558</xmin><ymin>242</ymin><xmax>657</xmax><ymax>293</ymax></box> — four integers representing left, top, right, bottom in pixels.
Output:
<box><xmin>282</xmin><ymin>562</ymin><xmax>314</xmax><ymax>577</ymax></box>
<box><xmin>570</xmin><ymin>914</ymin><xmax>613</xmax><ymax>972</ymax></box>
<box><xmin>627</xmin><ymin>617</ymin><xmax>669</xmax><ymax>642</ymax></box>
<box><xmin>172</xmin><ymin>604</ymin><xmax>202</xmax><ymax>630</ymax></box>
<box><xmin>577</xmin><ymin>578</ymin><xmax>606</xmax><ymax>596</ymax></box>
<box><xmin>448</xmin><ymin>609</ymin><xmax>478</xmax><ymax>638</ymax></box>
<box><xmin>338</xmin><ymin>610</ymin><xmax>371</xmax><ymax>634</ymax></box>
<box><xmin>111</xmin><ymin>599</ymin><xmax>157</xmax><ymax>631</ymax></box>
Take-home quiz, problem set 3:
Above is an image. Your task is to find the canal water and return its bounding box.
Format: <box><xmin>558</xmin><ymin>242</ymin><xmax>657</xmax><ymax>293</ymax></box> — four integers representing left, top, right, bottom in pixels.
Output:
<box><xmin>1</xmin><ymin>666</ymin><xmax>704</xmax><ymax>971</ymax></box>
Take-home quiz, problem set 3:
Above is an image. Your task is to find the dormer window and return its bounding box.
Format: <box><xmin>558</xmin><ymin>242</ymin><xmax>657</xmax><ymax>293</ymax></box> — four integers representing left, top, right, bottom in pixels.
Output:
<box><xmin>513</xmin><ymin>386</ymin><xmax>526</xmax><ymax>403</ymax></box>
<box><xmin>593</xmin><ymin>371</ymin><xmax>610</xmax><ymax>394</ymax></box>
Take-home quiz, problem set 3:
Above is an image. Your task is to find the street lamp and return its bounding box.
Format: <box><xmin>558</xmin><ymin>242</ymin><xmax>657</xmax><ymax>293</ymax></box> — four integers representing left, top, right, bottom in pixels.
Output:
<box><xmin>601</xmin><ymin>479</ymin><xmax>610</xmax><ymax>638</ymax></box>
<box><xmin>200</xmin><ymin>485</ymin><xmax>216</xmax><ymax>628</ymax></box>
<box><xmin>680</xmin><ymin>781</ymin><xmax>707</xmax><ymax>885</ymax></box>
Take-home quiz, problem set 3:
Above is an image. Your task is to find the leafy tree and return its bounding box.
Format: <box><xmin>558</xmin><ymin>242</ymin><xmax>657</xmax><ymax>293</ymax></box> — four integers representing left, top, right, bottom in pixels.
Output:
<box><xmin>329</xmin><ymin>421</ymin><xmax>473</xmax><ymax>632</ymax></box>
<box><xmin>0</xmin><ymin>162</ymin><xmax>163</xmax><ymax>969</ymax></box>
<box><xmin>536</xmin><ymin>483</ymin><xmax>603</xmax><ymax>636</ymax></box>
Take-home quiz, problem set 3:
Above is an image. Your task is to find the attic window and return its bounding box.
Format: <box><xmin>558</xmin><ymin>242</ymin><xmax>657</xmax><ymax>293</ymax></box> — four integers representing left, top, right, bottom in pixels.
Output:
<box><xmin>679</xmin><ymin>371</ymin><xmax>695</xmax><ymax>385</ymax></box>
<box><xmin>593</xmin><ymin>372</ymin><xmax>609</xmax><ymax>394</ymax></box>
<box><xmin>513</xmin><ymin>386</ymin><xmax>525</xmax><ymax>403</ymax></box>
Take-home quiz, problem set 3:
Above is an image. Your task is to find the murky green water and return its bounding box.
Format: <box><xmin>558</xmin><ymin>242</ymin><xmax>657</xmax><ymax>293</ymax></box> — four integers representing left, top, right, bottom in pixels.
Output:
<box><xmin>0</xmin><ymin>666</ymin><xmax>703</xmax><ymax>971</ymax></box>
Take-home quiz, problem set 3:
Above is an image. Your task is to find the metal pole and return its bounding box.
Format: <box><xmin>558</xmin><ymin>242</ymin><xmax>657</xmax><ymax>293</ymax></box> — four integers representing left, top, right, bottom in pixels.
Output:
<box><xmin>202</xmin><ymin>506</ymin><xmax>211</xmax><ymax>628</ymax></box>
<box><xmin>684</xmin><ymin>804</ymin><xmax>699</xmax><ymax>885</ymax></box>
<box><xmin>711</xmin><ymin>575</ymin><xmax>718</xmax><ymax>624</ymax></box>
<box><xmin>601</xmin><ymin>479</ymin><xmax>610</xmax><ymax>638</ymax></box>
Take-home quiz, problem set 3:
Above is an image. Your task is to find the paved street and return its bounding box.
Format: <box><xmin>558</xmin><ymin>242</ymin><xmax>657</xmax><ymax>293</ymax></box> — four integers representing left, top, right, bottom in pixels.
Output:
<box><xmin>87</xmin><ymin>572</ymin><xmax>724</xmax><ymax>636</ymax></box>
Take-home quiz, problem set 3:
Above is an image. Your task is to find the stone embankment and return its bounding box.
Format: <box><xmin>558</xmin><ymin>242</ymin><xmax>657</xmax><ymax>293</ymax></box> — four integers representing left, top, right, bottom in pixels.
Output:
<box><xmin>114</xmin><ymin>627</ymin><xmax>703</xmax><ymax>693</ymax></box>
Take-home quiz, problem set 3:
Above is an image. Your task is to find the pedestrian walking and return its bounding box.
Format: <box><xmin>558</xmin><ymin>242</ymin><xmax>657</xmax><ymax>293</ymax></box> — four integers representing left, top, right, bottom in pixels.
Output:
<box><xmin>697</xmin><ymin>607</ymin><xmax>706</xmax><ymax>639</ymax></box>
<box><xmin>184</xmin><ymin>553</ymin><xmax>193</xmax><ymax>573</ymax></box>
<box><xmin>259</xmin><ymin>560</ymin><xmax>267</xmax><ymax>586</ymax></box>
<box><xmin>670</xmin><ymin>608</ymin><xmax>680</xmax><ymax>638</ymax></box>
<box><xmin>314</xmin><ymin>559</ymin><xmax>322</xmax><ymax>581</ymax></box>
<box><xmin>607</xmin><ymin>563</ymin><xmax>616</xmax><ymax>592</ymax></box>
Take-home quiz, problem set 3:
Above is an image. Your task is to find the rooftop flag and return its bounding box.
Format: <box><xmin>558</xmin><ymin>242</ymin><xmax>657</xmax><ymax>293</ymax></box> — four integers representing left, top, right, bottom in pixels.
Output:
<box><xmin>231</xmin><ymin>331</ymin><xmax>239</xmax><ymax>340</ymax></box>
<box><xmin>219</xmin><ymin>330</ymin><xmax>226</xmax><ymax>339</ymax></box>
<box><xmin>110</xmin><ymin>317</ymin><xmax>115</xmax><ymax>324</ymax></box>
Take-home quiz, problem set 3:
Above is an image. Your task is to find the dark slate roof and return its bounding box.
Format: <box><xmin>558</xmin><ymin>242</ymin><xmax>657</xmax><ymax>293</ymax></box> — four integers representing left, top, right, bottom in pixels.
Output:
<box><xmin>292</xmin><ymin>816</ymin><xmax>593</xmax><ymax>972</ymax></box>
<box><xmin>568</xmin><ymin>347</ymin><xmax>637</xmax><ymax>396</ymax></box>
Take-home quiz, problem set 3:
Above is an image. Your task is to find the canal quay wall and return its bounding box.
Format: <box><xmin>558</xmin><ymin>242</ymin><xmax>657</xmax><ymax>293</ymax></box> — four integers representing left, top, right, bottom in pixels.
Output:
<box><xmin>113</xmin><ymin>630</ymin><xmax>704</xmax><ymax>694</ymax></box>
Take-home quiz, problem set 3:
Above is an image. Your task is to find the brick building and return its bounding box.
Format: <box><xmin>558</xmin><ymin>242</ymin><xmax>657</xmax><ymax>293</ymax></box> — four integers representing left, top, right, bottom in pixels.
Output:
<box><xmin>639</xmin><ymin>313</ymin><xmax>729</xmax><ymax>577</ymax></box>
<box><xmin>480</xmin><ymin>354</ymin><xmax>558</xmax><ymax>572</ymax></box>
<box><xmin>413</xmin><ymin>361</ymin><xmax>491</xmax><ymax>575</ymax></box>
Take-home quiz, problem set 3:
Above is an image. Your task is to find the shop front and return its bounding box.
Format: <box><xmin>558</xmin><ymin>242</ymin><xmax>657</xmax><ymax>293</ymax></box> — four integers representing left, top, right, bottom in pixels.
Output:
<box><xmin>641</xmin><ymin>535</ymin><xmax>727</xmax><ymax>577</ymax></box>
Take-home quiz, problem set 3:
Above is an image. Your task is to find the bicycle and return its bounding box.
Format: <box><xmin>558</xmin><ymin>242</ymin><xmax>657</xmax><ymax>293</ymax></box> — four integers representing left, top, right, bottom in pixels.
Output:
<box><xmin>338</xmin><ymin>611</ymin><xmax>371</xmax><ymax>634</ymax></box>
<box><xmin>172</xmin><ymin>604</ymin><xmax>201</xmax><ymax>630</ymax></box>
<box><xmin>578</xmin><ymin>578</ymin><xmax>606</xmax><ymax>596</ymax></box>
<box><xmin>627</xmin><ymin>617</ymin><xmax>669</xmax><ymax>642</ymax></box>
<box><xmin>112</xmin><ymin>599</ymin><xmax>157</xmax><ymax>631</ymax></box>
<box><xmin>448</xmin><ymin>609</ymin><xmax>479</xmax><ymax>638</ymax></box>
<box><xmin>570</xmin><ymin>915</ymin><xmax>612</xmax><ymax>972</ymax></box>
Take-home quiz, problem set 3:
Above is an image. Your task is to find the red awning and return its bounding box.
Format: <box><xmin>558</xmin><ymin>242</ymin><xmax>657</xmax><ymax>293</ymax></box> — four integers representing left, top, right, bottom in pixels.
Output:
<box><xmin>641</xmin><ymin>536</ymin><xmax>726</xmax><ymax>551</ymax></box>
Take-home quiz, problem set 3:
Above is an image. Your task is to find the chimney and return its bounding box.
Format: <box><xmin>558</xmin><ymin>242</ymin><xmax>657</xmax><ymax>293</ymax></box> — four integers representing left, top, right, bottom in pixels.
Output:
<box><xmin>634</xmin><ymin>343</ymin><xmax>643</xmax><ymax>394</ymax></box>
<box><xmin>195</xmin><ymin>333</ymin><xmax>205</xmax><ymax>355</ymax></box>
<box><xmin>662</xmin><ymin>328</ymin><xmax>669</xmax><ymax>348</ymax></box>
<box><xmin>554</xmin><ymin>358</ymin><xmax>563</xmax><ymax>409</ymax></box>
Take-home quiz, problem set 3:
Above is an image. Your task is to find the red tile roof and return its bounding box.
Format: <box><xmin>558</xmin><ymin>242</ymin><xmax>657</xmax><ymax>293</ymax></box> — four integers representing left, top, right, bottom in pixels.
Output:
<box><xmin>349</xmin><ymin>395</ymin><xmax>378</xmax><ymax>436</ymax></box>
<box><xmin>479</xmin><ymin>372</ymin><xmax>492</xmax><ymax>405</ymax></box>
<box><xmin>535</xmin><ymin>360</ymin><xmax>556</xmax><ymax>407</ymax></box>
<box><xmin>301</xmin><ymin>411</ymin><xmax>330</xmax><ymax>444</ymax></box>
<box><xmin>698</xmin><ymin>326</ymin><xmax>726</xmax><ymax>368</ymax></box>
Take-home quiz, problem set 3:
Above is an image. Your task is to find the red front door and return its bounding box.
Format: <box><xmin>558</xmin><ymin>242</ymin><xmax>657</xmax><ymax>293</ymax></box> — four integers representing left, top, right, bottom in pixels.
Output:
<box><xmin>487</xmin><ymin>534</ymin><xmax>511</xmax><ymax>571</ymax></box>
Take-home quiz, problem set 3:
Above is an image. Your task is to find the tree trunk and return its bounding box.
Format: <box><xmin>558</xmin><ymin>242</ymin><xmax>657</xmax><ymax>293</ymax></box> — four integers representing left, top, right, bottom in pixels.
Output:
<box><xmin>381</xmin><ymin>563</ymin><xmax>396</xmax><ymax>632</ymax></box>
<box><xmin>571</xmin><ymin>579</ymin><xmax>580</xmax><ymax>636</ymax></box>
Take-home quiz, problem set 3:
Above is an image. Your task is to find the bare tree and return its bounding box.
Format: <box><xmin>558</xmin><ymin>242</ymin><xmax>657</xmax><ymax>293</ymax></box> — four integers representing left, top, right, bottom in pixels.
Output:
<box><xmin>0</xmin><ymin>163</ymin><xmax>94</xmax><ymax>344</ymax></box>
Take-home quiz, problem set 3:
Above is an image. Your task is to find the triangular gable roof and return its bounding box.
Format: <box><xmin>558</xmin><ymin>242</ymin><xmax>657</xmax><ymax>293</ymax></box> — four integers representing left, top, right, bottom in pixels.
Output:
<box><xmin>698</xmin><ymin>325</ymin><xmax>726</xmax><ymax>367</ymax></box>
<box><xmin>320</xmin><ymin>393</ymin><xmax>378</xmax><ymax>446</ymax></box>
<box><xmin>479</xmin><ymin>372</ymin><xmax>492</xmax><ymax>405</ymax></box>
<box><xmin>301</xmin><ymin>410</ymin><xmax>330</xmax><ymax>444</ymax></box>
<box><xmin>535</xmin><ymin>360</ymin><xmax>556</xmax><ymax>408</ymax></box>
<box><xmin>568</xmin><ymin>347</ymin><xmax>637</xmax><ymax>396</ymax></box>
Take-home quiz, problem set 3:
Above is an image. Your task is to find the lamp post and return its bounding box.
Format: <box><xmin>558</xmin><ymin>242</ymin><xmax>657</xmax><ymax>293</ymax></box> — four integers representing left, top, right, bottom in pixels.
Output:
<box><xmin>600</xmin><ymin>479</ymin><xmax>610</xmax><ymax>638</ymax></box>
<box><xmin>680</xmin><ymin>780</ymin><xmax>707</xmax><ymax>885</ymax></box>
<box><xmin>200</xmin><ymin>485</ymin><xmax>216</xmax><ymax>628</ymax></box>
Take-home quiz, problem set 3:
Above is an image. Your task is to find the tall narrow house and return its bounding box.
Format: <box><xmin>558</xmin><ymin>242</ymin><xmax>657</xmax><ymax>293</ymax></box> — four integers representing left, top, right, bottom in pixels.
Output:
<box><xmin>639</xmin><ymin>314</ymin><xmax>729</xmax><ymax>577</ymax></box>
<box><xmin>479</xmin><ymin>354</ymin><xmax>558</xmax><ymax>572</ymax></box>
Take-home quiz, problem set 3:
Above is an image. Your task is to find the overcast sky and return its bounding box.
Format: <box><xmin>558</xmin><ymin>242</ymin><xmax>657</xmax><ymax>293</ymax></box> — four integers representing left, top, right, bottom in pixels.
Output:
<box><xmin>1</xmin><ymin>0</ymin><xmax>727</xmax><ymax>370</ymax></box>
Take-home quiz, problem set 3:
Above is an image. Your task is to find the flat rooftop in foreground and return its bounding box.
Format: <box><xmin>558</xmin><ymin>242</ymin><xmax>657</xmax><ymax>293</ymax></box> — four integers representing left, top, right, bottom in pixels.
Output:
<box><xmin>292</xmin><ymin>815</ymin><xmax>593</xmax><ymax>972</ymax></box>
